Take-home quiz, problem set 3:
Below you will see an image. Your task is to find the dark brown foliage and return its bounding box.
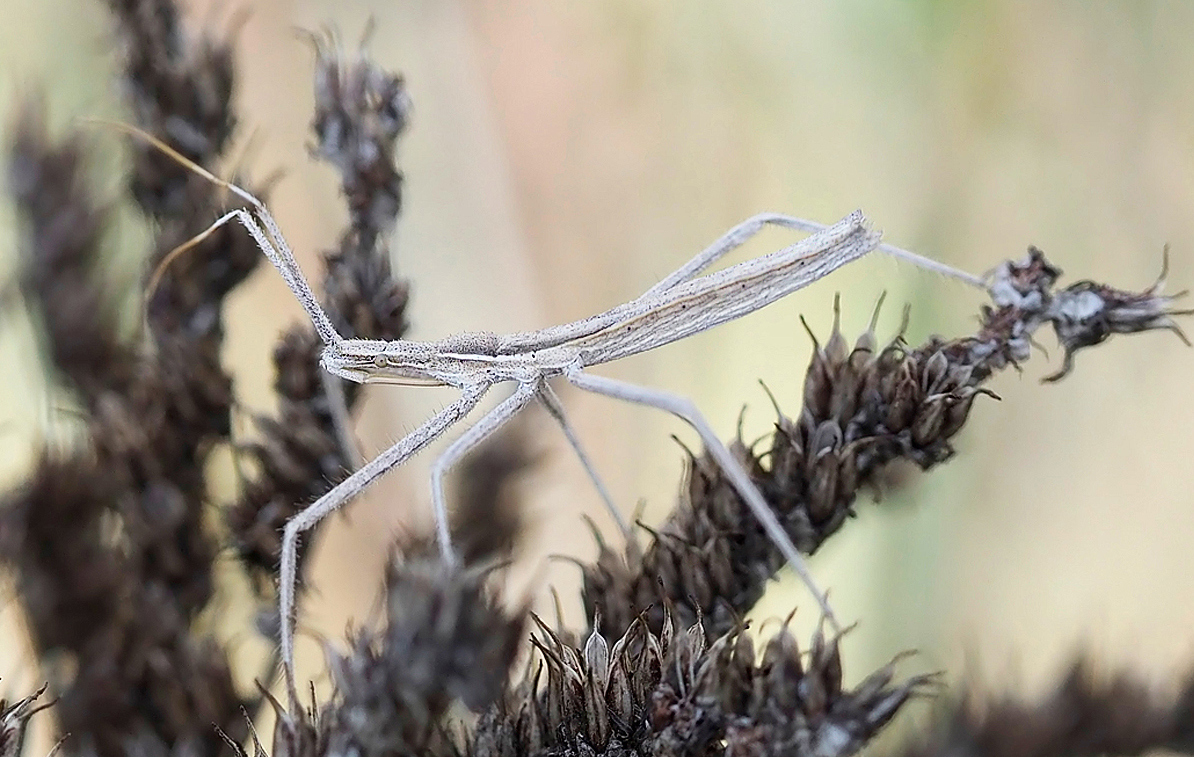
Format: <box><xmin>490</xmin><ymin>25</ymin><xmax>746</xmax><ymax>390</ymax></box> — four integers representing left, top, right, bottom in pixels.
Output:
<box><xmin>105</xmin><ymin>0</ymin><xmax>237</xmax><ymax>215</ymax></box>
<box><xmin>3</xmin><ymin>116</ymin><xmax>247</xmax><ymax>757</ymax></box>
<box><xmin>0</xmin><ymin>0</ymin><xmax>257</xmax><ymax>752</ymax></box>
<box><xmin>225</xmin><ymin>30</ymin><xmax>413</xmax><ymax>603</ymax></box>
<box><xmin>0</xmin><ymin>688</ymin><xmax>49</xmax><ymax>757</ymax></box>
<box><xmin>449</xmin><ymin>414</ymin><xmax>537</xmax><ymax>566</ymax></box>
<box><xmin>890</xmin><ymin>659</ymin><xmax>1194</xmax><ymax>757</ymax></box>
<box><xmin>583</xmin><ymin>250</ymin><xmax>1190</xmax><ymax>641</ymax></box>
<box><xmin>7</xmin><ymin>107</ymin><xmax>127</xmax><ymax>392</ymax></box>
<box><xmin>306</xmin><ymin>27</ymin><xmax>411</xmax><ymax>253</ymax></box>
<box><xmin>265</xmin><ymin>549</ymin><xmax>526</xmax><ymax>757</ymax></box>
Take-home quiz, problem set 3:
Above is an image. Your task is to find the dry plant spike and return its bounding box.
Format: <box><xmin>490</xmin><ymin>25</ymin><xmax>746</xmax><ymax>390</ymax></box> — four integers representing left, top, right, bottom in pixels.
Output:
<box><xmin>993</xmin><ymin>245</ymin><xmax>1194</xmax><ymax>382</ymax></box>
<box><xmin>98</xmin><ymin>118</ymin><xmax>992</xmax><ymax>712</ymax></box>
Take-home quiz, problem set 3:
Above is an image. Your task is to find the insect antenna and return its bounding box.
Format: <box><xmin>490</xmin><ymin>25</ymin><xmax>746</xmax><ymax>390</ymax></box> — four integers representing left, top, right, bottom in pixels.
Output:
<box><xmin>85</xmin><ymin>118</ymin><xmax>344</xmax><ymax>347</ymax></box>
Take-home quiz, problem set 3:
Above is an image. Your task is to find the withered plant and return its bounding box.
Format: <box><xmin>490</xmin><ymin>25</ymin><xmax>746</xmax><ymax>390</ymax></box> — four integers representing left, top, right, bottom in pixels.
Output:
<box><xmin>1</xmin><ymin>1</ymin><xmax>1192</xmax><ymax>756</ymax></box>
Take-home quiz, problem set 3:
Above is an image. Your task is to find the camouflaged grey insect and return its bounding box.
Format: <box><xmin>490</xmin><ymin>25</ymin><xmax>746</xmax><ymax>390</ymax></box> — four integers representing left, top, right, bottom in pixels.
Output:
<box><xmin>102</xmin><ymin>120</ymin><xmax>988</xmax><ymax>708</ymax></box>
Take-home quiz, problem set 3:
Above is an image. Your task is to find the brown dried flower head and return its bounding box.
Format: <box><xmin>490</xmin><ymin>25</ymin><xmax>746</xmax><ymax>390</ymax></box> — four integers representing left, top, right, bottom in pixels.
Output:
<box><xmin>472</xmin><ymin>611</ymin><xmax>932</xmax><ymax>757</ymax></box>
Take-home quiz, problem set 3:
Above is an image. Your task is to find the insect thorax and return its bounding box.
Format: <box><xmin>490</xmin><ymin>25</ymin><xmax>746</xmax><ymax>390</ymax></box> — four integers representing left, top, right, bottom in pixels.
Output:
<box><xmin>435</xmin><ymin>331</ymin><xmax>501</xmax><ymax>355</ymax></box>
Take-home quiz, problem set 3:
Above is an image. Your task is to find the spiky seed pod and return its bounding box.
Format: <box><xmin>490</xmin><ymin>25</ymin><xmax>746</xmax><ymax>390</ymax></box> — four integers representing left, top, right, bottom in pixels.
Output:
<box><xmin>472</xmin><ymin>613</ymin><xmax>681</xmax><ymax>757</ymax></box>
<box><xmin>652</xmin><ymin>621</ymin><xmax>935</xmax><ymax>757</ymax></box>
<box><xmin>0</xmin><ymin>688</ymin><xmax>49</xmax><ymax>757</ymax></box>
<box><xmin>584</xmin><ymin>248</ymin><xmax>1190</xmax><ymax>641</ymax></box>
<box><xmin>719</xmin><ymin>630</ymin><xmax>931</xmax><ymax>757</ymax></box>
<box><xmin>472</xmin><ymin>612</ymin><xmax>931</xmax><ymax>757</ymax></box>
<box><xmin>1005</xmin><ymin>246</ymin><xmax>1193</xmax><ymax>381</ymax></box>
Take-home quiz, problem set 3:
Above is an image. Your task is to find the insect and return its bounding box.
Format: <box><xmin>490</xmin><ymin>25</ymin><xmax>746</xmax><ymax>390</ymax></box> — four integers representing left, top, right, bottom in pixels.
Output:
<box><xmin>101</xmin><ymin>121</ymin><xmax>988</xmax><ymax>707</ymax></box>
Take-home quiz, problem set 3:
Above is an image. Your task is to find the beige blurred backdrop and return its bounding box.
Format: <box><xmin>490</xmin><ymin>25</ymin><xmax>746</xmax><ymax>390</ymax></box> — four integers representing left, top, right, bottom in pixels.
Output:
<box><xmin>2</xmin><ymin>0</ymin><xmax>1194</xmax><ymax>742</ymax></box>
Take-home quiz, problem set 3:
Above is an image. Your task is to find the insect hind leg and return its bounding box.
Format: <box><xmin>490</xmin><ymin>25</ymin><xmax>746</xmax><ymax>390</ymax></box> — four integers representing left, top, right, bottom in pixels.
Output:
<box><xmin>641</xmin><ymin>212</ymin><xmax>986</xmax><ymax>298</ymax></box>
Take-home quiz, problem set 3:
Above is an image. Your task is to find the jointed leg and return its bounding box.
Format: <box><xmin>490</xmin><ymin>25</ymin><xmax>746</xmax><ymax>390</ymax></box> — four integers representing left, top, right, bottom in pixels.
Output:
<box><xmin>641</xmin><ymin>212</ymin><xmax>986</xmax><ymax>298</ymax></box>
<box><xmin>642</xmin><ymin>213</ymin><xmax>819</xmax><ymax>297</ymax></box>
<box><xmin>94</xmin><ymin>121</ymin><xmax>345</xmax><ymax>345</ymax></box>
<box><xmin>169</xmin><ymin>207</ymin><xmax>343</xmax><ymax>345</ymax></box>
<box><xmin>536</xmin><ymin>381</ymin><xmax>632</xmax><ymax>538</ymax></box>
<box><xmin>565</xmin><ymin>368</ymin><xmax>840</xmax><ymax>631</ymax></box>
<box><xmin>430</xmin><ymin>382</ymin><xmax>540</xmax><ymax>566</ymax></box>
<box><xmin>279</xmin><ymin>385</ymin><xmax>487</xmax><ymax>709</ymax></box>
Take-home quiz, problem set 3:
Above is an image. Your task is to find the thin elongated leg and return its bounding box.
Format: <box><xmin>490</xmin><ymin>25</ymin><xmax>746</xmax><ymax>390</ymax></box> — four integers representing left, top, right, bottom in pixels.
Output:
<box><xmin>95</xmin><ymin>121</ymin><xmax>346</xmax><ymax>344</ymax></box>
<box><xmin>279</xmin><ymin>384</ymin><xmax>488</xmax><ymax>707</ymax></box>
<box><xmin>536</xmin><ymin>381</ymin><xmax>632</xmax><ymax>538</ymax></box>
<box><xmin>565</xmin><ymin>367</ymin><xmax>839</xmax><ymax>630</ymax></box>
<box><xmin>642</xmin><ymin>212</ymin><xmax>986</xmax><ymax>298</ymax></box>
<box><xmin>183</xmin><ymin>207</ymin><xmax>343</xmax><ymax>345</ymax></box>
<box><xmin>431</xmin><ymin>382</ymin><xmax>540</xmax><ymax>565</ymax></box>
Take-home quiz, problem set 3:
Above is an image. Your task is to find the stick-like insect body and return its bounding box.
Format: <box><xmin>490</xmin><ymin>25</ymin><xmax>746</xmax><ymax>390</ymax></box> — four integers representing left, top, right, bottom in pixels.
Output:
<box><xmin>99</xmin><ymin>120</ymin><xmax>988</xmax><ymax>710</ymax></box>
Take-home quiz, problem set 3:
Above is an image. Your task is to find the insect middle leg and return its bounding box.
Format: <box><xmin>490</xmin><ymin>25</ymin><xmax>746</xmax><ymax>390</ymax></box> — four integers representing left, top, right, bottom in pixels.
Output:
<box><xmin>429</xmin><ymin>382</ymin><xmax>540</xmax><ymax>566</ymax></box>
<box><xmin>535</xmin><ymin>381</ymin><xmax>632</xmax><ymax>539</ymax></box>
<box><xmin>564</xmin><ymin>366</ymin><xmax>840</xmax><ymax>631</ymax></box>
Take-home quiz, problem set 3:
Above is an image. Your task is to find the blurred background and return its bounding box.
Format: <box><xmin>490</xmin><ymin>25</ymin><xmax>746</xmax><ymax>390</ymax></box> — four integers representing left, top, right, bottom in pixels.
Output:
<box><xmin>2</xmin><ymin>0</ymin><xmax>1193</xmax><ymax>742</ymax></box>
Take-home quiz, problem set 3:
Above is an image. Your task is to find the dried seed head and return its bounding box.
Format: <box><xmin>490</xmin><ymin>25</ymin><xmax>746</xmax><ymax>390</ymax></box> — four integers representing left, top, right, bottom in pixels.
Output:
<box><xmin>3</xmin><ymin>94</ymin><xmax>247</xmax><ymax>755</ymax></box>
<box><xmin>310</xmin><ymin>548</ymin><xmax>526</xmax><ymax>757</ymax></box>
<box><xmin>7</xmin><ymin>107</ymin><xmax>128</xmax><ymax>395</ymax></box>
<box><xmin>720</xmin><ymin>627</ymin><xmax>933</xmax><ymax>757</ymax></box>
<box><xmin>306</xmin><ymin>26</ymin><xmax>411</xmax><ymax>249</ymax></box>
<box><xmin>226</xmin><ymin>38</ymin><xmax>412</xmax><ymax>606</ymax></box>
<box><xmin>1039</xmin><ymin>247</ymin><xmax>1192</xmax><ymax>381</ymax></box>
<box><xmin>473</xmin><ymin>612</ymin><xmax>930</xmax><ymax>757</ymax></box>
<box><xmin>584</xmin><ymin>247</ymin><xmax>1188</xmax><ymax>642</ymax></box>
<box><xmin>449</xmin><ymin>419</ymin><xmax>535</xmax><ymax>565</ymax></box>
<box><xmin>105</xmin><ymin>0</ymin><xmax>238</xmax><ymax>215</ymax></box>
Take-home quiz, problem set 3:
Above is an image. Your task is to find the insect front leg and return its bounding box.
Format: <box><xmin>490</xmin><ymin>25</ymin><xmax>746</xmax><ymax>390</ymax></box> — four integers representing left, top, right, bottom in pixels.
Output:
<box><xmin>278</xmin><ymin>385</ymin><xmax>487</xmax><ymax>710</ymax></box>
<box><xmin>98</xmin><ymin>120</ymin><xmax>347</xmax><ymax>345</ymax></box>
